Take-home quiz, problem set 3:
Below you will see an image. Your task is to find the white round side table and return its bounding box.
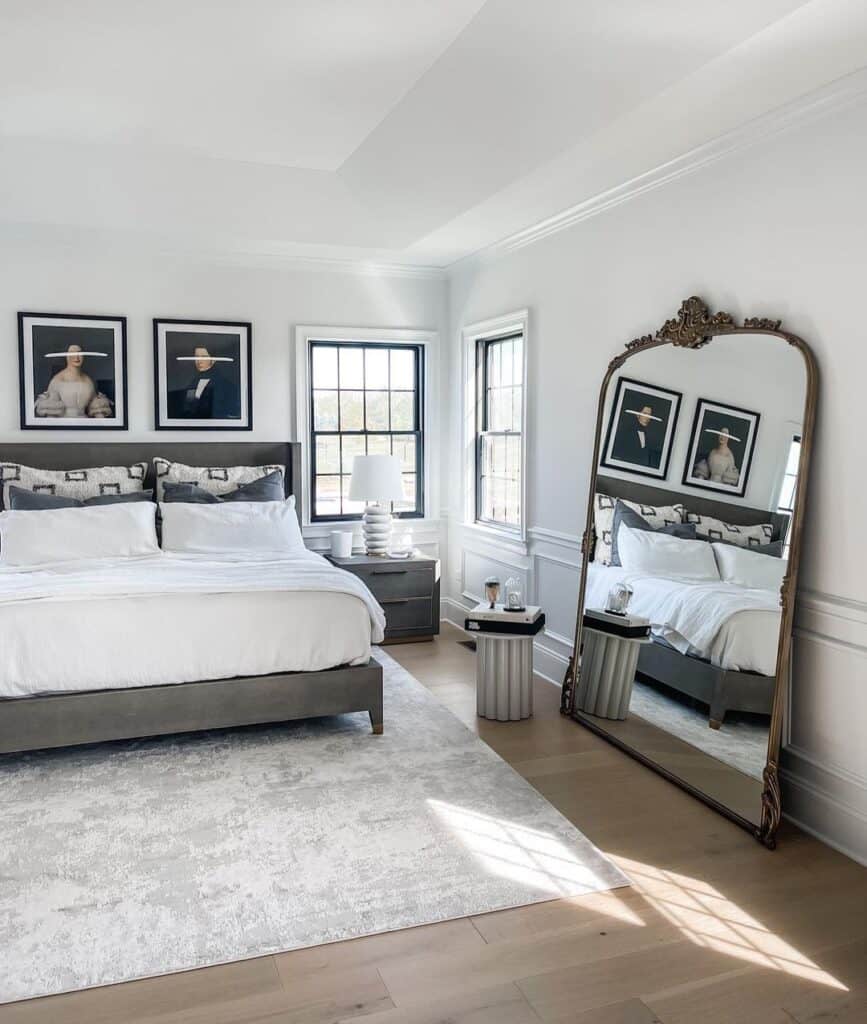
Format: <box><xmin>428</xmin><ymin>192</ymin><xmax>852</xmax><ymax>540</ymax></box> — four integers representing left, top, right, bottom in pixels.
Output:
<box><xmin>464</xmin><ymin>604</ymin><xmax>546</xmax><ymax>721</ymax></box>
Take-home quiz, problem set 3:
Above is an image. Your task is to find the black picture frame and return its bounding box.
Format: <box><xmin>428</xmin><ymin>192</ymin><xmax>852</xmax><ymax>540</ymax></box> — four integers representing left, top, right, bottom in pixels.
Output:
<box><xmin>153</xmin><ymin>318</ymin><xmax>253</xmax><ymax>431</ymax></box>
<box><xmin>17</xmin><ymin>312</ymin><xmax>129</xmax><ymax>431</ymax></box>
<box><xmin>600</xmin><ymin>375</ymin><xmax>682</xmax><ymax>480</ymax></box>
<box><xmin>681</xmin><ymin>397</ymin><xmax>761</xmax><ymax>498</ymax></box>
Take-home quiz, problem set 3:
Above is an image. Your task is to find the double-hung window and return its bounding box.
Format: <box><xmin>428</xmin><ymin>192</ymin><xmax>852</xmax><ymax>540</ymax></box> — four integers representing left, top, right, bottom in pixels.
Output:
<box><xmin>471</xmin><ymin>317</ymin><xmax>526</xmax><ymax>534</ymax></box>
<box><xmin>776</xmin><ymin>434</ymin><xmax>801</xmax><ymax>556</ymax></box>
<box><xmin>308</xmin><ymin>341</ymin><xmax>424</xmax><ymax>521</ymax></box>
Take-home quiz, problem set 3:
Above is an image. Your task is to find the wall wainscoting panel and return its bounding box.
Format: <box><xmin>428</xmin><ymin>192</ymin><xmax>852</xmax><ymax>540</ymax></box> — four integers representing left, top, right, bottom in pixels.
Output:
<box><xmin>447</xmin><ymin>517</ymin><xmax>867</xmax><ymax>862</ymax></box>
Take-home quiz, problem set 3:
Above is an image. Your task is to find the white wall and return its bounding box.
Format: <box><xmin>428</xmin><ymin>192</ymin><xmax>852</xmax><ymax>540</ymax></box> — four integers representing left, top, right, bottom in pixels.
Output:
<box><xmin>0</xmin><ymin>241</ymin><xmax>446</xmax><ymax>552</ymax></box>
<box><xmin>444</xmin><ymin>95</ymin><xmax>867</xmax><ymax>863</ymax></box>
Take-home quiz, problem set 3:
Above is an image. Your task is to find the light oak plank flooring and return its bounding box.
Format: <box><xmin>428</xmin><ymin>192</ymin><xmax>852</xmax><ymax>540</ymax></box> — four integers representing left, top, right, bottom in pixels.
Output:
<box><xmin>2</xmin><ymin>624</ymin><xmax>864</xmax><ymax>1024</ymax></box>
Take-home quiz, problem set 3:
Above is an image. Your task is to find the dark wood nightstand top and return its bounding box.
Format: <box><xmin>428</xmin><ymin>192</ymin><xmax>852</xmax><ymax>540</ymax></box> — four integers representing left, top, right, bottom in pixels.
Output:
<box><xmin>325</xmin><ymin>553</ymin><xmax>439</xmax><ymax>570</ymax></box>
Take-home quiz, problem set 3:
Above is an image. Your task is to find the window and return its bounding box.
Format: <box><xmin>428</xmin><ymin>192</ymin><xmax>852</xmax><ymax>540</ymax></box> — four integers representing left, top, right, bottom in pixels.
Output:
<box><xmin>776</xmin><ymin>434</ymin><xmax>801</xmax><ymax>555</ymax></box>
<box><xmin>309</xmin><ymin>341</ymin><xmax>423</xmax><ymax>521</ymax></box>
<box><xmin>475</xmin><ymin>329</ymin><xmax>524</xmax><ymax>531</ymax></box>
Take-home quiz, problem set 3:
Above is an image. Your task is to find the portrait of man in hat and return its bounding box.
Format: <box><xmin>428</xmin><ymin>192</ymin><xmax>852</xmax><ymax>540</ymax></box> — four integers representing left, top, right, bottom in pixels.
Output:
<box><xmin>156</xmin><ymin>321</ymin><xmax>251</xmax><ymax>430</ymax></box>
<box><xmin>167</xmin><ymin>343</ymin><xmax>240</xmax><ymax>420</ymax></box>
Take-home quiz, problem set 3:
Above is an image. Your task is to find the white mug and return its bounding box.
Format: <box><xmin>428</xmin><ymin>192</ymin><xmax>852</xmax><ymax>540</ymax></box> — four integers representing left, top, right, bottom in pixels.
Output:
<box><xmin>330</xmin><ymin>530</ymin><xmax>353</xmax><ymax>558</ymax></box>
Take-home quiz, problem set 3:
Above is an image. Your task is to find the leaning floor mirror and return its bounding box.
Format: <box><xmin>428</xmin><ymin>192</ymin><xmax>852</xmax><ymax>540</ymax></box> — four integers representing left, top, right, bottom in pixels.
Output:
<box><xmin>561</xmin><ymin>297</ymin><xmax>817</xmax><ymax>848</ymax></box>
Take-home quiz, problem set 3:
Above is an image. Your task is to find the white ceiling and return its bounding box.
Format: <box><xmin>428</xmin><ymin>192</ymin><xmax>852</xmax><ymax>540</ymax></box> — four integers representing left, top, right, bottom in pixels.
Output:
<box><xmin>1</xmin><ymin>0</ymin><xmax>865</xmax><ymax>268</ymax></box>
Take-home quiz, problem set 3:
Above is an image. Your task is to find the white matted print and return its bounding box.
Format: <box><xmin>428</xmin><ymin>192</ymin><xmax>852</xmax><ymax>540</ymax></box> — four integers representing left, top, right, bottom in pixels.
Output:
<box><xmin>682</xmin><ymin>398</ymin><xmax>760</xmax><ymax>498</ymax></box>
<box><xmin>18</xmin><ymin>312</ymin><xmax>127</xmax><ymax>430</ymax></box>
<box><xmin>154</xmin><ymin>319</ymin><xmax>252</xmax><ymax>430</ymax></box>
<box><xmin>600</xmin><ymin>376</ymin><xmax>681</xmax><ymax>480</ymax></box>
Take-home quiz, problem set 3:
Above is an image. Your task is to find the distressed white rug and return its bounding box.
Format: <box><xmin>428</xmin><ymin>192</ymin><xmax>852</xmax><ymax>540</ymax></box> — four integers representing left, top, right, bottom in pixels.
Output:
<box><xmin>0</xmin><ymin>647</ymin><xmax>627</xmax><ymax>1004</ymax></box>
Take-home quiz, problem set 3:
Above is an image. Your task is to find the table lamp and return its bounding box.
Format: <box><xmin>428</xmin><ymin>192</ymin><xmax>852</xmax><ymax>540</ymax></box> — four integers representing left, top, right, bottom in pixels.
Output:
<box><xmin>349</xmin><ymin>454</ymin><xmax>405</xmax><ymax>555</ymax></box>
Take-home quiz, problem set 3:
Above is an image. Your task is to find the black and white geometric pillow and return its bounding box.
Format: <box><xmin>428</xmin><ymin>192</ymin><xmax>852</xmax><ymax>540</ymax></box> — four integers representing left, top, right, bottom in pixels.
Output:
<box><xmin>153</xmin><ymin>458</ymin><xmax>284</xmax><ymax>500</ymax></box>
<box><xmin>686</xmin><ymin>513</ymin><xmax>774</xmax><ymax>548</ymax></box>
<box><xmin>593</xmin><ymin>493</ymin><xmax>685</xmax><ymax>565</ymax></box>
<box><xmin>0</xmin><ymin>462</ymin><xmax>147</xmax><ymax>510</ymax></box>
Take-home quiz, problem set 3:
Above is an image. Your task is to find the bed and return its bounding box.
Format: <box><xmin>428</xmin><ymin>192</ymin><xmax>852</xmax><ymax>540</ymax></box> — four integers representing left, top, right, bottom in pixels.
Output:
<box><xmin>0</xmin><ymin>442</ymin><xmax>385</xmax><ymax>754</ymax></box>
<box><xmin>590</xmin><ymin>475</ymin><xmax>788</xmax><ymax>728</ymax></box>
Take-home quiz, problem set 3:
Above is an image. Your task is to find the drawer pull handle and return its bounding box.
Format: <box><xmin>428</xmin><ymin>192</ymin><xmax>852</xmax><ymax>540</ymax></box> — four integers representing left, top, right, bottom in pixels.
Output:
<box><xmin>372</xmin><ymin>569</ymin><xmax>409</xmax><ymax>576</ymax></box>
<box><xmin>381</xmin><ymin>598</ymin><xmax>410</xmax><ymax>605</ymax></box>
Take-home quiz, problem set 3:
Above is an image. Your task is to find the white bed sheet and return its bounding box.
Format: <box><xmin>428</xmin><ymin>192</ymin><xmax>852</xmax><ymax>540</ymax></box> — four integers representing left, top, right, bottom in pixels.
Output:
<box><xmin>586</xmin><ymin>563</ymin><xmax>780</xmax><ymax>675</ymax></box>
<box><xmin>0</xmin><ymin>550</ymin><xmax>386</xmax><ymax>698</ymax></box>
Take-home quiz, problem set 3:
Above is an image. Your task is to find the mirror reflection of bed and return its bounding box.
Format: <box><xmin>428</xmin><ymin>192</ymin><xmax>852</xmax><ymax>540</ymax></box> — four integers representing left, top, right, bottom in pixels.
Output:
<box><xmin>570</xmin><ymin>327</ymin><xmax>806</xmax><ymax>833</ymax></box>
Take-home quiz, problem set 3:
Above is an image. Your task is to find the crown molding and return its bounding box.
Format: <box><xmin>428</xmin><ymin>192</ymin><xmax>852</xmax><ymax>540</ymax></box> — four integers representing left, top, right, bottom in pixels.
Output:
<box><xmin>449</xmin><ymin>65</ymin><xmax>867</xmax><ymax>273</ymax></box>
<box><xmin>0</xmin><ymin>223</ymin><xmax>446</xmax><ymax>281</ymax></box>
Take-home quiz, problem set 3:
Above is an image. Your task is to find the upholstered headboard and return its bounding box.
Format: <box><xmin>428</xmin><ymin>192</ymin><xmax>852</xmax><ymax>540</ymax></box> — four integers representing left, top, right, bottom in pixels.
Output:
<box><xmin>0</xmin><ymin>441</ymin><xmax>302</xmax><ymax>509</ymax></box>
<box><xmin>595</xmin><ymin>474</ymin><xmax>789</xmax><ymax>543</ymax></box>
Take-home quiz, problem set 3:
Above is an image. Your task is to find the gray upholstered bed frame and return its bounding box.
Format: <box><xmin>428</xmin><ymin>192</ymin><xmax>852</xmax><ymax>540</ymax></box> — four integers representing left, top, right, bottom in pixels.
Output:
<box><xmin>594</xmin><ymin>474</ymin><xmax>787</xmax><ymax>728</ymax></box>
<box><xmin>0</xmin><ymin>441</ymin><xmax>383</xmax><ymax>755</ymax></box>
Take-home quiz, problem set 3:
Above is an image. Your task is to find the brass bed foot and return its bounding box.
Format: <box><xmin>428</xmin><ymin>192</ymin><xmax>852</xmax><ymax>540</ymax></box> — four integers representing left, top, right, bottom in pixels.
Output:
<box><xmin>709</xmin><ymin>719</ymin><xmax>722</xmax><ymax>730</ymax></box>
<box><xmin>371</xmin><ymin>722</ymin><xmax>384</xmax><ymax>735</ymax></box>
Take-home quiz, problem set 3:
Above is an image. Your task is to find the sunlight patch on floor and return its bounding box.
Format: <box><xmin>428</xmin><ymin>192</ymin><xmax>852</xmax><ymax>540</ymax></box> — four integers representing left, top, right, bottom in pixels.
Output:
<box><xmin>618</xmin><ymin>856</ymin><xmax>848</xmax><ymax>990</ymax></box>
<box><xmin>428</xmin><ymin>799</ymin><xmax>636</xmax><ymax>907</ymax></box>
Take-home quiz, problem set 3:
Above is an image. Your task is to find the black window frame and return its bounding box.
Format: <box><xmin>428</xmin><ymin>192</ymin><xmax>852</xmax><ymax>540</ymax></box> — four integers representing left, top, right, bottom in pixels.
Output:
<box><xmin>474</xmin><ymin>330</ymin><xmax>524</xmax><ymax>532</ymax></box>
<box><xmin>309</xmin><ymin>339</ymin><xmax>425</xmax><ymax>523</ymax></box>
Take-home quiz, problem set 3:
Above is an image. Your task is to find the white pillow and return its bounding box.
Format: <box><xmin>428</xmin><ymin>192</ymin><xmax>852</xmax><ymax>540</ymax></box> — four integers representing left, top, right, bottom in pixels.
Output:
<box><xmin>618</xmin><ymin>524</ymin><xmax>721</xmax><ymax>581</ymax></box>
<box><xmin>712</xmin><ymin>542</ymin><xmax>787</xmax><ymax>591</ymax></box>
<box><xmin>159</xmin><ymin>497</ymin><xmax>304</xmax><ymax>556</ymax></box>
<box><xmin>0</xmin><ymin>503</ymin><xmax>159</xmax><ymax>567</ymax></box>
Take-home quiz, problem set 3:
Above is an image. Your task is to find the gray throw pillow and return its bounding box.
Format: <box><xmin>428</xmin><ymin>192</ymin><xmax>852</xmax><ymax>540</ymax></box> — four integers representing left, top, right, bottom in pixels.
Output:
<box><xmin>162</xmin><ymin>471</ymin><xmax>284</xmax><ymax>504</ymax></box>
<box><xmin>8</xmin><ymin>486</ymin><xmax>154</xmax><ymax>511</ymax></box>
<box><xmin>610</xmin><ymin>500</ymin><xmax>696</xmax><ymax>567</ymax></box>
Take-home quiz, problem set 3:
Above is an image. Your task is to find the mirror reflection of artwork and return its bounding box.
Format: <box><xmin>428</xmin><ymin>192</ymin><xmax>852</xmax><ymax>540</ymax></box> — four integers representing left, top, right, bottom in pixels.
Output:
<box><xmin>683</xmin><ymin>399</ymin><xmax>760</xmax><ymax>497</ymax></box>
<box><xmin>154</xmin><ymin>319</ymin><xmax>252</xmax><ymax>430</ymax></box>
<box><xmin>17</xmin><ymin>313</ymin><xmax>128</xmax><ymax>430</ymax></box>
<box><xmin>600</xmin><ymin>377</ymin><xmax>681</xmax><ymax>480</ymax></box>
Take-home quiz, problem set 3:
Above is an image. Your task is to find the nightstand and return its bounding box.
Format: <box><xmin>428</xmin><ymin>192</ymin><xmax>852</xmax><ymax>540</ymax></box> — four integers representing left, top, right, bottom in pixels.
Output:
<box><xmin>325</xmin><ymin>553</ymin><xmax>441</xmax><ymax>643</ymax></box>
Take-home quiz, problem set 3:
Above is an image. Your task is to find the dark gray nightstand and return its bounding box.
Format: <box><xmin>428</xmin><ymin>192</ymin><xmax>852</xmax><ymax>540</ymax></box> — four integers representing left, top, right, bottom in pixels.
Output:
<box><xmin>325</xmin><ymin>553</ymin><xmax>441</xmax><ymax>643</ymax></box>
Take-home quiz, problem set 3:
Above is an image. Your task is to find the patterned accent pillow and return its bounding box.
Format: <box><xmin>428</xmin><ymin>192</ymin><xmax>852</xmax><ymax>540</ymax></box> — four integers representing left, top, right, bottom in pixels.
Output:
<box><xmin>686</xmin><ymin>513</ymin><xmax>774</xmax><ymax>548</ymax></box>
<box><xmin>593</xmin><ymin>492</ymin><xmax>685</xmax><ymax>565</ymax></box>
<box><xmin>0</xmin><ymin>462</ymin><xmax>147</xmax><ymax>510</ymax></box>
<box><xmin>162</xmin><ymin>471</ymin><xmax>284</xmax><ymax>504</ymax></box>
<box><xmin>153</xmin><ymin>458</ymin><xmax>284</xmax><ymax>500</ymax></box>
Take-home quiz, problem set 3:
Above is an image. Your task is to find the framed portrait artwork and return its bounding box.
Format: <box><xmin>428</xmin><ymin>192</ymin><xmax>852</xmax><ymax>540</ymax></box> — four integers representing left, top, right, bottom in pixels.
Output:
<box><xmin>600</xmin><ymin>376</ymin><xmax>682</xmax><ymax>480</ymax></box>
<box><xmin>17</xmin><ymin>312</ymin><xmax>128</xmax><ymax>430</ymax></box>
<box><xmin>682</xmin><ymin>398</ymin><xmax>760</xmax><ymax>497</ymax></box>
<box><xmin>153</xmin><ymin>319</ymin><xmax>252</xmax><ymax>431</ymax></box>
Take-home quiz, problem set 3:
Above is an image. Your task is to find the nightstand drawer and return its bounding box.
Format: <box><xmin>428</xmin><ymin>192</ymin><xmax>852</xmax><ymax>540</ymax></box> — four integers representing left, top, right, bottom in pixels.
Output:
<box><xmin>356</xmin><ymin>565</ymin><xmax>435</xmax><ymax>602</ymax></box>
<box><xmin>381</xmin><ymin>596</ymin><xmax>434</xmax><ymax>634</ymax></box>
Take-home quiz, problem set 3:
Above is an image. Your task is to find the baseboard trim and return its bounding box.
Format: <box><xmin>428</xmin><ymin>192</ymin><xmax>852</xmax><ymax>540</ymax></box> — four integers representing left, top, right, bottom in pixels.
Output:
<box><xmin>780</xmin><ymin>745</ymin><xmax>867</xmax><ymax>867</ymax></box>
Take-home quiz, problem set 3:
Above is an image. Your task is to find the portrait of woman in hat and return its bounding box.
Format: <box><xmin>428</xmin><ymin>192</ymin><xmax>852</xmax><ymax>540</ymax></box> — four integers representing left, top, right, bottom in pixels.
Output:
<box><xmin>17</xmin><ymin>313</ymin><xmax>128</xmax><ymax>430</ymax></box>
<box><xmin>34</xmin><ymin>343</ymin><xmax>113</xmax><ymax>419</ymax></box>
<box><xmin>683</xmin><ymin>398</ymin><xmax>760</xmax><ymax>498</ymax></box>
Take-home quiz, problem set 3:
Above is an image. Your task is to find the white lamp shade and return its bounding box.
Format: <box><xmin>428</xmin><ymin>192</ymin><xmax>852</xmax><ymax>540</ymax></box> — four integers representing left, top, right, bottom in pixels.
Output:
<box><xmin>349</xmin><ymin>454</ymin><xmax>405</xmax><ymax>502</ymax></box>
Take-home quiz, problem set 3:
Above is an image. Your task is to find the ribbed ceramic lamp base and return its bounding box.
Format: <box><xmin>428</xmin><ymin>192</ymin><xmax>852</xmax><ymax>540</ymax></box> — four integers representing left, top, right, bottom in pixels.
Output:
<box><xmin>362</xmin><ymin>504</ymin><xmax>393</xmax><ymax>555</ymax></box>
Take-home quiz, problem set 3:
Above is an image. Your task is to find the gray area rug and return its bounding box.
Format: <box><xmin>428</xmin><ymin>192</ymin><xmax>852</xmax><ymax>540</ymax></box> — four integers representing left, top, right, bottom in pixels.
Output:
<box><xmin>0</xmin><ymin>648</ymin><xmax>627</xmax><ymax>1004</ymax></box>
<box><xmin>630</xmin><ymin>680</ymin><xmax>768</xmax><ymax>780</ymax></box>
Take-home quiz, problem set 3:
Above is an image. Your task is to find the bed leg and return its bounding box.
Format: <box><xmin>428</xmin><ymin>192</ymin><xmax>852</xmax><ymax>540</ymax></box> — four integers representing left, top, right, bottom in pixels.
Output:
<box><xmin>369</xmin><ymin>708</ymin><xmax>384</xmax><ymax>735</ymax></box>
<box><xmin>709</xmin><ymin>718</ymin><xmax>722</xmax><ymax>731</ymax></box>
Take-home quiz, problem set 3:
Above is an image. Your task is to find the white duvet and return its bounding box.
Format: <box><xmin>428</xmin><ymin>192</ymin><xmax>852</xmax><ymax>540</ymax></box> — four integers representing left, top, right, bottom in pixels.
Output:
<box><xmin>0</xmin><ymin>550</ymin><xmax>386</xmax><ymax>698</ymax></box>
<box><xmin>586</xmin><ymin>563</ymin><xmax>781</xmax><ymax>675</ymax></box>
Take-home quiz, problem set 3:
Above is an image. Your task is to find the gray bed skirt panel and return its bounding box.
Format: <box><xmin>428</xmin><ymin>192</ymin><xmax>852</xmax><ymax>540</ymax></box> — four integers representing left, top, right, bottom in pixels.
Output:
<box><xmin>0</xmin><ymin>659</ymin><xmax>384</xmax><ymax>755</ymax></box>
<box><xmin>636</xmin><ymin>639</ymin><xmax>774</xmax><ymax>728</ymax></box>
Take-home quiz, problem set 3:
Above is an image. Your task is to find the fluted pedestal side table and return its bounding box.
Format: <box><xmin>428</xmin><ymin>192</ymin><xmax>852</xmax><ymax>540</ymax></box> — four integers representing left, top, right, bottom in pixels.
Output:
<box><xmin>574</xmin><ymin>608</ymin><xmax>652</xmax><ymax>720</ymax></box>
<box><xmin>464</xmin><ymin>604</ymin><xmax>546</xmax><ymax>721</ymax></box>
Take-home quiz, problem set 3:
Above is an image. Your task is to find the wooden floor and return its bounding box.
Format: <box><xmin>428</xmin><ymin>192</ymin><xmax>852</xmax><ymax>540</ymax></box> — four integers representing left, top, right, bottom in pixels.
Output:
<box><xmin>4</xmin><ymin>624</ymin><xmax>866</xmax><ymax>1023</ymax></box>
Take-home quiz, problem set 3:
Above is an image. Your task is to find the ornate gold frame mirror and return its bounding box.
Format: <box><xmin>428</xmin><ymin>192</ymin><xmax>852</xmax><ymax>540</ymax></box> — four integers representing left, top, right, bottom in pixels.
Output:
<box><xmin>561</xmin><ymin>297</ymin><xmax>817</xmax><ymax>848</ymax></box>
